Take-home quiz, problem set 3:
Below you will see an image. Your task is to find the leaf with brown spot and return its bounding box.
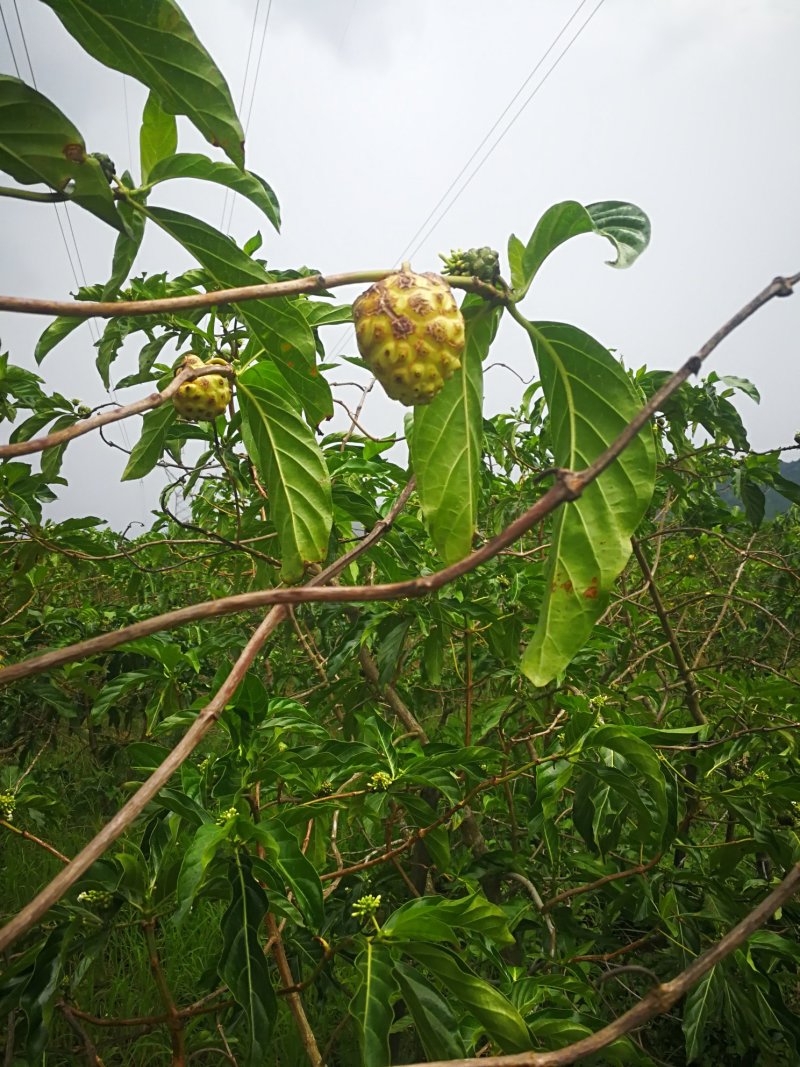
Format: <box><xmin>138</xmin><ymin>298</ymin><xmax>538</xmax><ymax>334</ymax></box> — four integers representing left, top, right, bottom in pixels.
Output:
<box><xmin>0</xmin><ymin>76</ymin><xmax>125</xmax><ymax>232</ymax></box>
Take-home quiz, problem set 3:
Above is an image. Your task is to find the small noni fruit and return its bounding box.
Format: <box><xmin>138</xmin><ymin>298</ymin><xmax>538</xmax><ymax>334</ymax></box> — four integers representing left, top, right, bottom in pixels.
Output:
<box><xmin>172</xmin><ymin>355</ymin><xmax>232</xmax><ymax>421</ymax></box>
<box><xmin>352</xmin><ymin>268</ymin><xmax>465</xmax><ymax>406</ymax></box>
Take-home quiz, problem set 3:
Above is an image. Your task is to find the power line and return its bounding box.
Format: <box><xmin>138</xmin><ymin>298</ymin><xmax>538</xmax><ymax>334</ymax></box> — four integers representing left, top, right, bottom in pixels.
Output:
<box><xmin>326</xmin><ymin>0</ymin><xmax>604</xmax><ymax>362</ymax></box>
<box><xmin>220</xmin><ymin>0</ymin><xmax>262</xmax><ymax>230</ymax></box>
<box><xmin>395</xmin><ymin>0</ymin><xmax>593</xmax><ymax>267</ymax></box>
<box><xmin>226</xmin><ymin>0</ymin><xmax>273</xmax><ymax>233</ymax></box>
<box><xmin>0</xmin><ymin>2</ymin><xmax>20</xmax><ymax>76</ymax></box>
<box><xmin>405</xmin><ymin>0</ymin><xmax>607</xmax><ymax>263</ymax></box>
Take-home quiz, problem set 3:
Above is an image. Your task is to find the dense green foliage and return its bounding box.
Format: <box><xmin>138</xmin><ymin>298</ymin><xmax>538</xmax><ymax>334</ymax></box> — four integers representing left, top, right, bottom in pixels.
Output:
<box><xmin>1</xmin><ymin>3</ymin><xmax>799</xmax><ymax>1066</ymax></box>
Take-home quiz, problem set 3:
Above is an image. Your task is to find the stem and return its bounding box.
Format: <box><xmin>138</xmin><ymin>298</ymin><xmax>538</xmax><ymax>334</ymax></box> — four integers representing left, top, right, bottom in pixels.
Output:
<box><xmin>267</xmin><ymin>914</ymin><xmax>323</xmax><ymax>1067</ymax></box>
<box><xmin>142</xmin><ymin>920</ymin><xmax>185</xmax><ymax>1067</ymax></box>
<box><xmin>0</xmin><ymin>271</ymin><xmax>504</xmax><ymax>319</ymax></box>
<box><xmin>0</xmin><ymin>186</ymin><xmax>71</xmax><ymax>203</ymax></box>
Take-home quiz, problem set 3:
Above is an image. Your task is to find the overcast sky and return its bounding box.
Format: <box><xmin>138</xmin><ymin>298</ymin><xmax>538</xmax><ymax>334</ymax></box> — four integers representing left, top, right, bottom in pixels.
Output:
<box><xmin>1</xmin><ymin>0</ymin><xmax>799</xmax><ymax>528</ymax></box>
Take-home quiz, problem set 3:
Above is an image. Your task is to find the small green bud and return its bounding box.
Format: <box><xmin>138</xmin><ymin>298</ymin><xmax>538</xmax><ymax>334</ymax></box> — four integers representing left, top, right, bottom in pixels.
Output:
<box><xmin>352</xmin><ymin>894</ymin><xmax>382</xmax><ymax>919</ymax></box>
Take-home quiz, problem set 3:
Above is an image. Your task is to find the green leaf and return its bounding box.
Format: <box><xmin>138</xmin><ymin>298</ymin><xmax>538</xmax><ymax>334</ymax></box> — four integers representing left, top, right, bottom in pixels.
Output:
<box><xmin>90</xmin><ymin>669</ymin><xmax>162</xmax><ymax>723</ymax></box>
<box><xmin>41</xmin><ymin>0</ymin><xmax>245</xmax><ymax>168</ymax></box>
<box><xmin>219</xmin><ymin>853</ymin><xmax>276</xmax><ymax>1065</ymax></box>
<box><xmin>139</xmin><ymin>90</ymin><xmax>177</xmax><ymax>183</ymax></box>
<box><xmin>147</xmin><ymin>207</ymin><xmax>331</xmax><ymax>424</ymax></box>
<box><xmin>0</xmin><ymin>75</ymin><xmax>123</xmax><ymax>231</ymax></box>
<box><xmin>411</xmin><ymin>298</ymin><xmax>501</xmax><ymax>563</ymax></box>
<box><xmin>237</xmin><ymin>360</ymin><xmax>332</xmax><ymax>582</ymax></box>
<box><xmin>519</xmin><ymin>321</ymin><xmax>656</xmax><ymax>686</ymax></box>
<box><xmin>246</xmin><ymin>819</ymin><xmax>324</xmax><ymax>928</ymax></box>
<box><xmin>737</xmin><ymin>475</ymin><xmax>766</xmax><ymax>528</ymax></box>
<box><xmin>35</xmin><ymin>317</ymin><xmax>86</xmax><ymax>364</ymax></box>
<box><xmin>19</xmin><ymin>926</ymin><xmax>71</xmax><ymax>1061</ymax></box>
<box><xmin>121</xmin><ymin>402</ymin><xmax>177</xmax><ymax>481</ymax></box>
<box><xmin>585</xmin><ymin>726</ymin><xmax>667</xmax><ymax>841</ymax></box>
<box><xmin>349</xmin><ymin>940</ymin><xmax>398</xmax><ymax>1067</ymax></box>
<box><xmin>683</xmin><ymin>965</ymin><xmax>722</xmax><ymax>1062</ymax></box>
<box><xmin>395</xmin><ymin>962</ymin><xmax>468</xmax><ymax>1060</ymax></box>
<box><xmin>401</xmin><ymin>941</ymin><xmax>530</xmax><ymax>1053</ymax></box>
<box><xmin>147</xmin><ymin>153</ymin><xmax>280</xmax><ymax>232</ymax></box>
<box><xmin>516</xmin><ymin>200</ymin><xmax>650</xmax><ymax>299</ymax></box>
<box><xmin>174</xmin><ymin>821</ymin><xmax>229</xmax><ymax>925</ymax></box>
<box><xmin>103</xmin><ymin>176</ymin><xmax>147</xmax><ymax>297</ymax></box>
<box><xmin>507</xmin><ymin>233</ymin><xmax>526</xmax><ymax>292</ymax></box>
<box><xmin>383</xmin><ymin>892</ymin><xmax>514</xmax><ymax>947</ymax></box>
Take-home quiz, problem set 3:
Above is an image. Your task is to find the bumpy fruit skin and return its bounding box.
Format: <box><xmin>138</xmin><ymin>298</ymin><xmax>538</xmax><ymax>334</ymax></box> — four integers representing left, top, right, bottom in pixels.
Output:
<box><xmin>352</xmin><ymin>269</ymin><xmax>465</xmax><ymax>406</ymax></box>
<box><xmin>172</xmin><ymin>355</ymin><xmax>232</xmax><ymax>421</ymax></box>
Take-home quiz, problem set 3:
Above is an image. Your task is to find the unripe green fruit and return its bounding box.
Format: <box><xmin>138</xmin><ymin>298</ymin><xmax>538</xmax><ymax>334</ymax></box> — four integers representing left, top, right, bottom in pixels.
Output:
<box><xmin>173</xmin><ymin>355</ymin><xmax>232</xmax><ymax>421</ymax></box>
<box><xmin>352</xmin><ymin>269</ymin><xmax>465</xmax><ymax>406</ymax></box>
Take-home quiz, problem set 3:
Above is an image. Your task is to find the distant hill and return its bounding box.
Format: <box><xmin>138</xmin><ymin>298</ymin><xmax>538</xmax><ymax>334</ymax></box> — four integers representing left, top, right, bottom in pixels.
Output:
<box><xmin>719</xmin><ymin>458</ymin><xmax>800</xmax><ymax>520</ymax></box>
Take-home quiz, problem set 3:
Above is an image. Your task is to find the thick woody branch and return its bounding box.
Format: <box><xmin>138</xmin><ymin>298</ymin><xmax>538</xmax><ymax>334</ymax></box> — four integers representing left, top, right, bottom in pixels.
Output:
<box><xmin>0</xmin><ymin>270</ymin><xmax>504</xmax><ymax>319</ymax></box>
<box><xmin>0</xmin><ymin>364</ymin><xmax>234</xmax><ymax>460</ymax></box>
<box><xmin>398</xmin><ymin>863</ymin><xmax>800</xmax><ymax>1067</ymax></box>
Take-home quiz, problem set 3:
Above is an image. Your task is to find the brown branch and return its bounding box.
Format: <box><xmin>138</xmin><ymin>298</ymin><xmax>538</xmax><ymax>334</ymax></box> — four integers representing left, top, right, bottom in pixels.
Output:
<box><xmin>142</xmin><ymin>920</ymin><xmax>185</xmax><ymax>1066</ymax></box>
<box><xmin>358</xmin><ymin>642</ymin><xmax>428</xmax><ymax>743</ymax></box>
<box><xmin>542</xmin><ymin>855</ymin><xmax>662</xmax><ymax>913</ymax></box>
<box><xmin>4</xmin><ymin>270</ymin><xmax>795</xmax><ymax>690</ymax></box>
<box><xmin>0</xmin><ymin>482</ymin><xmax>414</xmax><ymax>953</ymax></box>
<box><xmin>1</xmin><ymin>819</ymin><xmax>70</xmax><ymax>864</ymax></box>
<box><xmin>397</xmin><ymin>862</ymin><xmax>800</xmax><ymax>1067</ymax></box>
<box><xmin>267</xmin><ymin>914</ymin><xmax>323</xmax><ymax>1067</ymax></box>
<box><xmin>0</xmin><ymin>270</ymin><xmax>503</xmax><ymax>319</ymax></box>
<box><xmin>0</xmin><ymin>363</ymin><xmax>234</xmax><ymax>460</ymax></box>
<box><xmin>631</xmin><ymin>539</ymin><xmax>706</xmax><ymax>728</ymax></box>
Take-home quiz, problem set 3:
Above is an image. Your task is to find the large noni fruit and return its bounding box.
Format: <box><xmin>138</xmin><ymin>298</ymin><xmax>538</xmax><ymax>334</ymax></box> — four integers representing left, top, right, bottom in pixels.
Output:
<box><xmin>352</xmin><ymin>268</ymin><xmax>465</xmax><ymax>406</ymax></box>
<box><xmin>172</xmin><ymin>355</ymin><xmax>232</xmax><ymax>421</ymax></box>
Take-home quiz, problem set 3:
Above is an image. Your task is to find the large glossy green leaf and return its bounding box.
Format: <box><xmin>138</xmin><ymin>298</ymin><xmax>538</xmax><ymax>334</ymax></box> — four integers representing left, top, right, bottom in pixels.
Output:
<box><xmin>147</xmin><ymin>154</ymin><xmax>280</xmax><ymax>232</ymax></box>
<box><xmin>0</xmin><ymin>75</ymin><xmax>123</xmax><ymax>231</ymax></box>
<box><xmin>219</xmin><ymin>854</ymin><xmax>276</xmax><ymax>1065</ymax></box>
<box><xmin>41</xmin><ymin>0</ymin><xmax>245</xmax><ymax>167</ymax></box>
<box><xmin>512</xmin><ymin>200</ymin><xmax>651</xmax><ymax>299</ymax></box>
<box><xmin>139</xmin><ymin>90</ymin><xmax>177</xmax><ymax>183</ymax></box>
<box><xmin>411</xmin><ymin>298</ymin><xmax>500</xmax><ymax>563</ymax></box>
<box><xmin>349</xmin><ymin>940</ymin><xmax>398</xmax><ymax>1067</ymax></box>
<box><xmin>121</xmin><ymin>402</ymin><xmax>177</xmax><ymax>481</ymax></box>
<box><xmin>147</xmin><ymin>207</ymin><xmax>331</xmax><ymax>424</ymax></box>
<box><xmin>402</xmin><ymin>942</ymin><xmax>531</xmax><ymax>1053</ymax></box>
<box><xmin>519</xmin><ymin>321</ymin><xmax>656</xmax><ymax>686</ymax></box>
<box><xmin>383</xmin><ymin>892</ymin><xmax>514</xmax><ymax>947</ymax></box>
<box><xmin>238</xmin><ymin>360</ymin><xmax>332</xmax><ymax>582</ymax></box>
<box><xmin>395</xmin><ymin>962</ymin><xmax>468</xmax><ymax>1060</ymax></box>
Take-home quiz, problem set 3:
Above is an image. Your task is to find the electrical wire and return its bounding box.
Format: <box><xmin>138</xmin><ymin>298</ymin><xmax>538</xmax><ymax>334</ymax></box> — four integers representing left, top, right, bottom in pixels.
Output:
<box><xmin>220</xmin><ymin>0</ymin><xmax>262</xmax><ymax>230</ymax></box>
<box><xmin>394</xmin><ymin>0</ymin><xmax>593</xmax><ymax>267</ymax></box>
<box><xmin>0</xmin><ymin>1</ymin><xmax>20</xmax><ymax>76</ymax></box>
<box><xmin>326</xmin><ymin>0</ymin><xmax>605</xmax><ymax>362</ymax></box>
<box><xmin>404</xmin><ymin>0</ymin><xmax>606</xmax><ymax>263</ymax></box>
<box><xmin>226</xmin><ymin>0</ymin><xmax>273</xmax><ymax>234</ymax></box>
